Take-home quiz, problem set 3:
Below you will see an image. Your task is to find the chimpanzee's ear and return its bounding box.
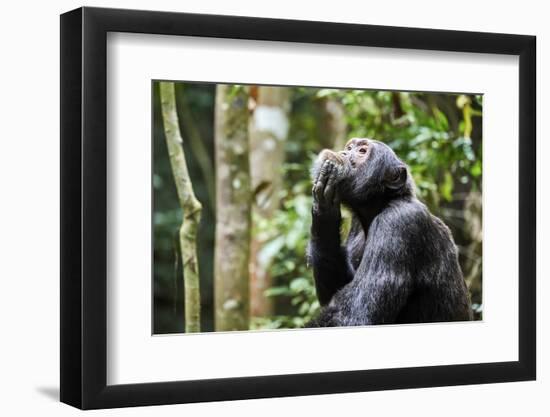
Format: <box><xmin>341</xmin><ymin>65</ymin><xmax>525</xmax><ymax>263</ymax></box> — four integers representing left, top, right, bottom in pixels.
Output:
<box><xmin>384</xmin><ymin>165</ymin><xmax>408</xmax><ymax>190</ymax></box>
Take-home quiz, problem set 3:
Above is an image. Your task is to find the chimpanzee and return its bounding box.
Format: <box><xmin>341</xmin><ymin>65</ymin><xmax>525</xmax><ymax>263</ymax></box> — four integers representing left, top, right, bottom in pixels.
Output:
<box><xmin>306</xmin><ymin>138</ymin><xmax>472</xmax><ymax>327</ymax></box>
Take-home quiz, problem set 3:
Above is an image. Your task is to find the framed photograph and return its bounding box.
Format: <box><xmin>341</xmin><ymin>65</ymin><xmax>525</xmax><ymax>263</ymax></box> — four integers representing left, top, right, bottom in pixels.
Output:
<box><xmin>60</xmin><ymin>6</ymin><xmax>536</xmax><ymax>409</ymax></box>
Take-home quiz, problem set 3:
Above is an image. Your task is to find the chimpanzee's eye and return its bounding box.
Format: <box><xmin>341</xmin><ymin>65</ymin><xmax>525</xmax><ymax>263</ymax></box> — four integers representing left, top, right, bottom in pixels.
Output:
<box><xmin>347</xmin><ymin>146</ymin><xmax>352</xmax><ymax>151</ymax></box>
<box><xmin>359</xmin><ymin>147</ymin><xmax>367</xmax><ymax>154</ymax></box>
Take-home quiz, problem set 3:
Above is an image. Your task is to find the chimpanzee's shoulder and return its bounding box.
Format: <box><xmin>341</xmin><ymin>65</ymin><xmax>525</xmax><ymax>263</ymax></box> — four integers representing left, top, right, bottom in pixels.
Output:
<box><xmin>385</xmin><ymin>198</ymin><xmax>430</xmax><ymax>221</ymax></box>
<box><xmin>374</xmin><ymin>198</ymin><xmax>434</xmax><ymax>238</ymax></box>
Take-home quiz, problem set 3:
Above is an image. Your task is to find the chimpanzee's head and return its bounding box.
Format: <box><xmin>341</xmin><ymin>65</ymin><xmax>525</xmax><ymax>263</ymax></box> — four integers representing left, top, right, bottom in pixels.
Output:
<box><xmin>315</xmin><ymin>138</ymin><xmax>414</xmax><ymax>205</ymax></box>
<box><xmin>339</xmin><ymin>137</ymin><xmax>414</xmax><ymax>204</ymax></box>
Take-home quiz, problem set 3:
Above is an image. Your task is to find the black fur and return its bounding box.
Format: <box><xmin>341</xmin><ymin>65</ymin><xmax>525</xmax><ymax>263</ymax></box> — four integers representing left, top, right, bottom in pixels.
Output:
<box><xmin>307</xmin><ymin>138</ymin><xmax>472</xmax><ymax>327</ymax></box>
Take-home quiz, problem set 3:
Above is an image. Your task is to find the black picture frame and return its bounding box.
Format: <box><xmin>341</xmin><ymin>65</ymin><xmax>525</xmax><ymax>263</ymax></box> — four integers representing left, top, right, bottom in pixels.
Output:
<box><xmin>60</xmin><ymin>6</ymin><xmax>536</xmax><ymax>410</ymax></box>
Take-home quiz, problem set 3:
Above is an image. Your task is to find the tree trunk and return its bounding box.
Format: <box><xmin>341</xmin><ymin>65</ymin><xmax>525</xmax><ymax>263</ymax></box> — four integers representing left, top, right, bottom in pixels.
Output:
<box><xmin>159</xmin><ymin>81</ymin><xmax>202</xmax><ymax>333</ymax></box>
<box><xmin>318</xmin><ymin>97</ymin><xmax>347</xmax><ymax>150</ymax></box>
<box><xmin>248</xmin><ymin>86</ymin><xmax>291</xmax><ymax>317</ymax></box>
<box><xmin>214</xmin><ymin>85</ymin><xmax>252</xmax><ymax>331</ymax></box>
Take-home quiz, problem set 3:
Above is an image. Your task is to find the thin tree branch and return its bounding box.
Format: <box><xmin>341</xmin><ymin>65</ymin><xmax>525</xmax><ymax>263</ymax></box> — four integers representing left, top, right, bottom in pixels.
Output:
<box><xmin>159</xmin><ymin>81</ymin><xmax>202</xmax><ymax>333</ymax></box>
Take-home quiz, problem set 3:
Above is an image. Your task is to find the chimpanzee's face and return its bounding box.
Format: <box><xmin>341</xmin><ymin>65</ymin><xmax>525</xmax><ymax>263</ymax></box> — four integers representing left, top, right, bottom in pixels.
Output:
<box><xmin>339</xmin><ymin>137</ymin><xmax>372</xmax><ymax>170</ymax></box>
<box><xmin>336</xmin><ymin>138</ymin><xmax>411</xmax><ymax>204</ymax></box>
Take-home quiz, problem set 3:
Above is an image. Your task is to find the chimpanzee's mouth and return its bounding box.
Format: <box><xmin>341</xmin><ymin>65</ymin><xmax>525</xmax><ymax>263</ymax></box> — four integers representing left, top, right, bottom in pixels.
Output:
<box><xmin>348</xmin><ymin>158</ymin><xmax>357</xmax><ymax>169</ymax></box>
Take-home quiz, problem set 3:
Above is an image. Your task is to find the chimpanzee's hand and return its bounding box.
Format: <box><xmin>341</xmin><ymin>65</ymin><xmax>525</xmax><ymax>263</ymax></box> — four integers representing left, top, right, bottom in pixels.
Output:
<box><xmin>312</xmin><ymin>159</ymin><xmax>342</xmax><ymax>221</ymax></box>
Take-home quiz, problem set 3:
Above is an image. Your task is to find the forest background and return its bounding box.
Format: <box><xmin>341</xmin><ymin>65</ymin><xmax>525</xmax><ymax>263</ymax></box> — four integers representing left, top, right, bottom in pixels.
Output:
<box><xmin>153</xmin><ymin>81</ymin><xmax>483</xmax><ymax>334</ymax></box>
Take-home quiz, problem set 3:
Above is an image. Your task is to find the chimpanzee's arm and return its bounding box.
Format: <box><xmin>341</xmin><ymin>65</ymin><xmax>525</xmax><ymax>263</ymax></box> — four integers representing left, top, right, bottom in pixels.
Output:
<box><xmin>308</xmin><ymin>160</ymin><xmax>354</xmax><ymax>306</ymax></box>
<box><xmin>309</xmin><ymin>210</ymin><xmax>415</xmax><ymax>326</ymax></box>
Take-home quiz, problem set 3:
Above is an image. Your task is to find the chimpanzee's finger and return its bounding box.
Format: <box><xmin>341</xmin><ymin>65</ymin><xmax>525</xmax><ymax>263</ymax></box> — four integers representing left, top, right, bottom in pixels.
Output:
<box><xmin>319</xmin><ymin>160</ymin><xmax>332</xmax><ymax>182</ymax></box>
<box><xmin>313</xmin><ymin>159</ymin><xmax>328</xmax><ymax>183</ymax></box>
<box><xmin>332</xmin><ymin>188</ymin><xmax>341</xmax><ymax>207</ymax></box>
<box><xmin>324</xmin><ymin>168</ymin><xmax>338</xmax><ymax>204</ymax></box>
<box><xmin>314</xmin><ymin>162</ymin><xmax>333</xmax><ymax>202</ymax></box>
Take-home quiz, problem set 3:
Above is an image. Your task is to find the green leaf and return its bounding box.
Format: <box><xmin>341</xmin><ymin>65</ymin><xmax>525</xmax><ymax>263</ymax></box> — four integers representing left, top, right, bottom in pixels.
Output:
<box><xmin>440</xmin><ymin>172</ymin><xmax>454</xmax><ymax>202</ymax></box>
<box><xmin>432</xmin><ymin>107</ymin><xmax>449</xmax><ymax>130</ymax></box>
<box><xmin>264</xmin><ymin>286</ymin><xmax>290</xmax><ymax>297</ymax></box>
<box><xmin>471</xmin><ymin>160</ymin><xmax>482</xmax><ymax>178</ymax></box>
<box><xmin>289</xmin><ymin>277</ymin><xmax>310</xmax><ymax>293</ymax></box>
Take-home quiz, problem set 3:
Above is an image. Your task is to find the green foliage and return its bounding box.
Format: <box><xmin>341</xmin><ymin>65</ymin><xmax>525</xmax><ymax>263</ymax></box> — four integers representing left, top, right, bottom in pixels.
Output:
<box><xmin>251</xmin><ymin>162</ymin><xmax>320</xmax><ymax>329</ymax></box>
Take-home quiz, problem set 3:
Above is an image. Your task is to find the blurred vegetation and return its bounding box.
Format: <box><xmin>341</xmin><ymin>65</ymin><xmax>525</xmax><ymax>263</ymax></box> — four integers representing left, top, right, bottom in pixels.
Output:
<box><xmin>153</xmin><ymin>82</ymin><xmax>483</xmax><ymax>334</ymax></box>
